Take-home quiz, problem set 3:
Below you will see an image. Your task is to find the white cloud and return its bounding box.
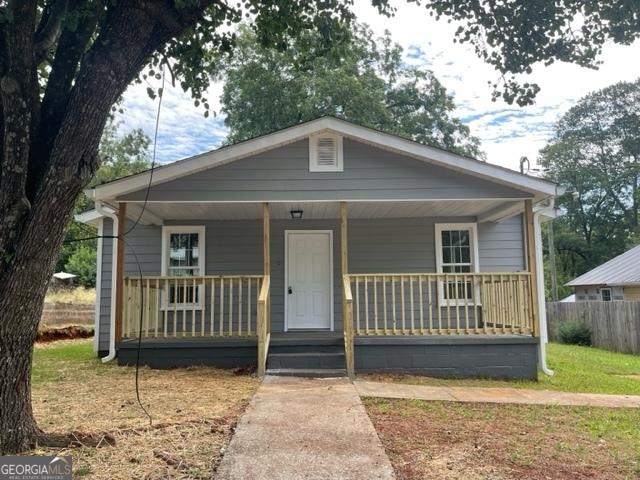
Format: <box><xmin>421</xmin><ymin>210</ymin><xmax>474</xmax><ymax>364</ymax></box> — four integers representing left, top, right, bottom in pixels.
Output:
<box><xmin>117</xmin><ymin>1</ymin><xmax>640</xmax><ymax>172</ymax></box>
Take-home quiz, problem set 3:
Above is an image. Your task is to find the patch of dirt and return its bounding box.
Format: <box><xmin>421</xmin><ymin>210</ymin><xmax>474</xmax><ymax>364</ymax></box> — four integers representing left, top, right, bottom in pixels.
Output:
<box><xmin>37</xmin><ymin>325</ymin><xmax>94</xmax><ymax>343</ymax></box>
<box><xmin>364</xmin><ymin>398</ymin><xmax>639</xmax><ymax>480</ymax></box>
<box><xmin>32</xmin><ymin>363</ymin><xmax>259</xmax><ymax>479</ymax></box>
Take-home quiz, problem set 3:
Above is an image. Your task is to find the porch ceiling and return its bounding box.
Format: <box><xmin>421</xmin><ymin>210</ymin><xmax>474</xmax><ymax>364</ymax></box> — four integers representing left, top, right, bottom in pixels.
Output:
<box><xmin>124</xmin><ymin>199</ymin><xmax>522</xmax><ymax>224</ymax></box>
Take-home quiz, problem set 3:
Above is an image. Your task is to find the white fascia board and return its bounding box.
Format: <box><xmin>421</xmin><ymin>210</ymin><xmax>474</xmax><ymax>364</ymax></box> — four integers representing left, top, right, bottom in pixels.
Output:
<box><xmin>74</xmin><ymin>207</ymin><xmax>114</xmax><ymax>226</ymax></box>
<box><xmin>328</xmin><ymin>118</ymin><xmax>557</xmax><ymax>197</ymax></box>
<box><xmin>91</xmin><ymin>116</ymin><xmax>558</xmax><ymax>202</ymax></box>
<box><xmin>92</xmin><ymin>118</ymin><xmax>335</xmax><ymax>201</ymax></box>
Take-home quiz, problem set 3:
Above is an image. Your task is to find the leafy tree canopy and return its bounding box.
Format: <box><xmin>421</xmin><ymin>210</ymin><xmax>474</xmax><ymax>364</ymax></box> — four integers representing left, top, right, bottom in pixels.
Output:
<box><xmin>215</xmin><ymin>24</ymin><xmax>482</xmax><ymax>158</ymax></box>
<box><xmin>539</xmin><ymin>78</ymin><xmax>640</xmax><ymax>285</ymax></box>
<box><xmin>422</xmin><ymin>1</ymin><xmax>640</xmax><ymax>105</ymax></box>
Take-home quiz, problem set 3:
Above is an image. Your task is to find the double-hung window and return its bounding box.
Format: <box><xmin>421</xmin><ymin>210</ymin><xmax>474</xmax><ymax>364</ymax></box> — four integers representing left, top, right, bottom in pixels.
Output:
<box><xmin>161</xmin><ymin>226</ymin><xmax>205</xmax><ymax>308</ymax></box>
<box><xmin>435</xmin><ymin>223</ymin><xmax>479</xmax><ymax>304</ymax></box>
<box><xmin>600</xmin><ymin>287</ymin><xmax>612</xmax><ymax>302</ymax></box>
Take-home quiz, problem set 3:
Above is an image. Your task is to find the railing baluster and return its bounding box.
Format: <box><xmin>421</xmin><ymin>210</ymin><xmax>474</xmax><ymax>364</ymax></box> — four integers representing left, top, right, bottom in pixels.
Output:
<box><xmin>373</xmin><ymin>275</ymin><xmax>378</xmax><ymax>334</ymax></box>
<box><xmin>364</xmin><ymin>275</ymin><xmax>369</xmax><ymax>334</ymax></box>
<box><xmin>191</xmin><ymin>277</ymin><xmax>196</xmax><ymax>336</ymax></box>
<box><xmin>210</xmin><ymin>278</ymin><xmax>215</xmax><ymax>336</ymax></box>
<box><xmin>228</xmin><ymin>277</ymin><xmax>233</xmax><ymax>336</ymax></box>
<box><xmin>154</xmin><ymin>279</ymin><xmax>159</xmax><ymax>337</ymax></box>
<box><xmin>464</xmin><ymin>274</ymin><xmax>470</xmax><ymax>334</ymax></box>
<box><xmin>142</xmin><ymin>278</ymin><xmax>151</xmax><ymax>337</ymax></box>
<box><xmin>382</xmin><ymin>276</ymin><xmax>388</xmax><ymax>335</ymax></box>
<box><xmin>355</xmin><ymin>277</ymin><xmax>360</xmax><ymax>335</ymax></box>
<box><xmin>419</xmin><ymin>276</ymin><xmax>424</xmax><ymax>334</ymax></box>
<box><xmin>409</xmin><ymin>276</ymin><xmax>415</xmax><ymax>334</ymax></box>
<box><xmin>392</xmin><ymin>276</ymin><xmax>397</xmax><ymax>334</ymax></box>
<box><xmin>238</xmin><ymin>278</ymin><xmax>243</xmax><ymax>336</ymax></box>
<box><xmin>220</xmin><ymin>277</ymin><xmax>224</xmax><ymax>336</ymax></box>
<box><xmin>400</xmin><ymin>276</ymin><xmax>406</xmax><ymax>333</ymax></box>
<box><xmin>427</xmin><ymin>277</ymin><xmax>433</xmax><ymax>334</ymax></box>
<box><xmin>247</xmin><ymin>277</ymin><xmax>252</xmax><ymax>336</ymax></box>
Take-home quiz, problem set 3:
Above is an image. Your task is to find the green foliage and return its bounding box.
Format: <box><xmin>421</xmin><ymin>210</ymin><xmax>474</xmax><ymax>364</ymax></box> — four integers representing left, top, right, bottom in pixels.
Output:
<box><xmin>540</xmin><ymin>79</ymin><xmax>640</xmax><ymax>287</ymax></box>
<box><xmin>56</xmin><ymin>122</ymin><xmax>152</xmax><ymax>286</ymax></box>
<box><xmin>215</xmin><ymin>24</ymin><xmax>482</xmax><ymax>158</ymax></box>
<box><xmin>422</xmin><ymin>1</ymin><xmax>640</xmax><ymax>105</ymax></box>
<box><xmin>64</xmin><ymin>244</ymin><xmax>97</xmax><ymax>288</ymax></box>
<box><xmin>558</xmin><ymin>321</ymin><xmax>592</xmax><ymax>346</ymax></box>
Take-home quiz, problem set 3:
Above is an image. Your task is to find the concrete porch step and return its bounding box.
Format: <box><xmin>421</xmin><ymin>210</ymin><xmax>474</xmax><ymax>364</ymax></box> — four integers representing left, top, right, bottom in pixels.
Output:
<box><xmin>265</xmin><ymin>368</ymin><xmax>347</xmax><ymax>378</ymax></box>
<box><xmin>267</xmin><ymin>351</ymin><xmax>346</xmax><ymax>370</ymax></box>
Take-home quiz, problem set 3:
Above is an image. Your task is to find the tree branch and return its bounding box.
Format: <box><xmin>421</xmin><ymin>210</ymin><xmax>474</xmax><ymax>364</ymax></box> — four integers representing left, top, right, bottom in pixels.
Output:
<box><xmin>33</xmin><ymin>0</ymin><xmax>70</xmax><ymax>65</ymax></box>
<box><xmin>0</xmin><ymin>0</ymin><xmax>39</xmax><ymax>267</ymax></box>
<box><xmin>28</xmin><ymin>1</ymin><xmax>99</xmax><ymax>198</ymax></box>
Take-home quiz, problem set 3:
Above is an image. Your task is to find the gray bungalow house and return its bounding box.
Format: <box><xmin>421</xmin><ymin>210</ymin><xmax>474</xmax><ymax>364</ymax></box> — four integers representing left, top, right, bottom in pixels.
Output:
<box><xmin>78</xmin><ymin>116</ymin><xmax>558</xmax><ymax>379</ymax></box>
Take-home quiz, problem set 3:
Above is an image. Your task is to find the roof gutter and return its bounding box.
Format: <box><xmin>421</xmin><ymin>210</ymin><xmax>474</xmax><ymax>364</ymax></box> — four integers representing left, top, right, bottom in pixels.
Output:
<box><xmin>95</xmin><ymin>202</ymin><xmax>118</xmax><ymax>363</ymax></box>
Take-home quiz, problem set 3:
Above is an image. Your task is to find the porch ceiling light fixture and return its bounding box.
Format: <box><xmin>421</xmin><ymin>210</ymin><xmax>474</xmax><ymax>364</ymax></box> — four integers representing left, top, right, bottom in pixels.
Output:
<box><xmin>290</xmin><ymin>209</ymin><xmax>303</xmax><ymax>219</ymax></box>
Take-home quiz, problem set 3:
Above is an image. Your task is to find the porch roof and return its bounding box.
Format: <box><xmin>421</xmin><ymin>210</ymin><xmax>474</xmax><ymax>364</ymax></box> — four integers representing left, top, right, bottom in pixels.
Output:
<box><xmin>97</xmin><ymin>199</ymin><xmax>531</xmax><ymax>225</ymax></box>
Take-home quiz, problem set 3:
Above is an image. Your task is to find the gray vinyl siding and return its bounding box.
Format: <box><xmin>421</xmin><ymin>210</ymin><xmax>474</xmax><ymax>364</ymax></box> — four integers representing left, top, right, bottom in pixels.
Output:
<box><xmin>119</xmin><ymin>139</ymin><xmax>530</xmax><ymax>202</ymax></box>
<box><xmin>98</xmin><ymin>218</ymin><xmax>113</xmax><ymax>352</ymax></box>
<box><xmin>478</xmin><ymin>214</ymin><xmax>526</xmax><ymax>271</ymax></box>
<box><xmin>99</xmin><ymin>216</ymin><xmax>527</xmax><ymax>341</ymax></box>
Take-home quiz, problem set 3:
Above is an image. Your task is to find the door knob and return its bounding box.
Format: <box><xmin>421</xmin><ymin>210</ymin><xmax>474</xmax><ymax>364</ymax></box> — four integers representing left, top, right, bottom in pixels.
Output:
<box><xmin>288</xmin><ymin>287</ymin><xmax>293</xmax><ymax>294</ymax></box>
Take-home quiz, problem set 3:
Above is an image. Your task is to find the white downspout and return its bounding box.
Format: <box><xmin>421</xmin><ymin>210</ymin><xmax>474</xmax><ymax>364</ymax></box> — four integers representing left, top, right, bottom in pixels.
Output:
<box><xmin>93</xmin><ymin>218</ymin><xmax>104</xmax><ymax>353</ymax></box>
<box><xmin>534</xmin><ymin>209</ymin><xmax>554</xmax><ymax>376</ymax></box>
<box><xmin>95</xmin><ymin>202</ymin><xmax>118</xmax><ymax>363</ymax></box>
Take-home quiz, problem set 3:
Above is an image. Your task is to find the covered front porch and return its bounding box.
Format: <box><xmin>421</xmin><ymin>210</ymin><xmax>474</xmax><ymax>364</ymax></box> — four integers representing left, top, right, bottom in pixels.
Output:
<box><xmin>113</xmin><ymin>198</ymin><xmax>542</xmax><ymax>378</ymax></box>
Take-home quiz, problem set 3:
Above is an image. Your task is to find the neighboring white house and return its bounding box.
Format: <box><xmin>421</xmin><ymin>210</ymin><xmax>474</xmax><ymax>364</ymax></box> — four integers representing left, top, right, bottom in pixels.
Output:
<box><xmin>566</xmin><ymin>244</ymin><xmax>640</xmax><ymax>302</ymax></box>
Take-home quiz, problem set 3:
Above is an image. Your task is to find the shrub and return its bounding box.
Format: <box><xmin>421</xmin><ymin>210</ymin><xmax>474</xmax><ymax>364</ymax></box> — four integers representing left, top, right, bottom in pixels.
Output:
<box><xmin>558</xmin><ymin>321</ymin><xmax>592</xmax><ymax>346</ymax></box>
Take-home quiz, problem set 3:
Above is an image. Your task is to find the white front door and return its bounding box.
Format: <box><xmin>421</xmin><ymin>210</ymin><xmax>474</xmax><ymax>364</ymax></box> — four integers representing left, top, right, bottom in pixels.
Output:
<box><xmin>286</xmin><ymin>231</ymin><xmax>333</xmax><ymax>330</ymax></box>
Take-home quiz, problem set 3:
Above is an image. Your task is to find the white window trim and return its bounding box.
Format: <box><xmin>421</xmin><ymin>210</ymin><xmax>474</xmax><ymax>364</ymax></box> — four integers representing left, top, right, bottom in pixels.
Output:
<box><xmin>435</xmin><ymin>223</ymin><xmax>480</xmax><ymax>306</ymax></box>
<box><xmin>309</xmin><ymin>132</ymin><xmax>343</xmax><ymax>172</ymax></box>
<box><xmin>600</xmin><ymin>287</ymin><xmax>612</xmax><ymax>302</ymax></box>
<box><xmin>161</xmin><ymin>225</ymin><xmax>206</xmax><ymax>309</ymax></box>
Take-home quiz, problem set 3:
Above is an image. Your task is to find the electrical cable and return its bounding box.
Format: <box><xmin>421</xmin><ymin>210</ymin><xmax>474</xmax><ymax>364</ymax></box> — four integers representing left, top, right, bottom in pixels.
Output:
<box><xmin>64</xmin><ymin>64</ymin><xmax>167</xmax><ymax>426</ymax></box>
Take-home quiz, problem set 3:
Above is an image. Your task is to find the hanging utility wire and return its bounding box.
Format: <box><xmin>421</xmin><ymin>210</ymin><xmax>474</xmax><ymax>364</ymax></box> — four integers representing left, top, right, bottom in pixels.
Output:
<box><xmin>65</xmin><ymin>64</ymin><xmax>167</xmax><ymax>426</ymax></box>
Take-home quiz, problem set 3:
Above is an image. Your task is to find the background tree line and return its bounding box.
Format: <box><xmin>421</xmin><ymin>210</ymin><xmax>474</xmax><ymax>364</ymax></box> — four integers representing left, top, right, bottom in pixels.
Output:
<box><xmin>540</xmin><ymin>78</ymin><xmax>640</xmax><ymax>300</ymax></box>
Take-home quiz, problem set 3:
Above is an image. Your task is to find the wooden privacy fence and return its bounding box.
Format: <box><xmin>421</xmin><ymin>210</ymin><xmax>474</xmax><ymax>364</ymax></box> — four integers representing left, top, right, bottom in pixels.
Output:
<box><xmin>547</xmin><ymin>301</ymin><xmax>640</xmax><ymax>355</ymax></box>
<box><xmin>122</xmin><ymin>275</ymin><xmax>266</xmax><ymax>338</ymax></box>
<box><xmin>347</xmin><ymin>273</ymin><xmax>534</xmax><ymax>335</ymax></box>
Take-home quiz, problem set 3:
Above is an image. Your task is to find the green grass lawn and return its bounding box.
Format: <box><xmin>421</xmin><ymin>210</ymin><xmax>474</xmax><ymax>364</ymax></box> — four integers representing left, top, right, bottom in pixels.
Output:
<box><xmin>32</xmin><ymin>340</ymin><xmax>116</xmax><ymax>386</ymax></box>
<box><xmin>361</xmin><ymin>343</ymin><xmax>640</xmax><ymax>395</ymax></box>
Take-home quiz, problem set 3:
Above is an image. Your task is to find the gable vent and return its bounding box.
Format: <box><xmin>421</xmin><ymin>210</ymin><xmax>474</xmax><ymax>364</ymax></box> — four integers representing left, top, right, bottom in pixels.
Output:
<box><xmin>309</xmin><ymin>133</ymin><xmax>343</xmax><ymax>172</ymax></box>
<box><xmin>317</xmin><ymin>137</ymin><xmax>337</xmax><ymax>166</ymax></box>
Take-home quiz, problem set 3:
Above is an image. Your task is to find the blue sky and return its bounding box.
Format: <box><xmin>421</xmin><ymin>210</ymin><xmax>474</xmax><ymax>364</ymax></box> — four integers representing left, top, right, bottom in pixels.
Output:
<box><xmin>118</xmin><ymin>0</ymin><xmax>640</xmax><ymax>172</ymax></box>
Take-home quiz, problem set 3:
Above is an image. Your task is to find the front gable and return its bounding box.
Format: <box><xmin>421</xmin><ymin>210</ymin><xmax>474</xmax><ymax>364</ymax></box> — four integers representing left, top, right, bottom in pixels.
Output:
<box><xmin>118</xmin><ymin>137</ymin><xmax>531</xmax><ymax>202</ymax></box>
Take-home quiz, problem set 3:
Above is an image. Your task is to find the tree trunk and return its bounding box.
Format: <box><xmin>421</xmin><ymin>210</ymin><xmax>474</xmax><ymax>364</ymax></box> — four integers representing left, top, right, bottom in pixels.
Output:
<box><xmin>0</xmin><ymin>0</ymin><xmax>214</xmax><ymax>455</ymax></box>
<box><xmin>0</xmin><ymin>176</ymin><xmax>80</xmax><ymax>453</ymax></box>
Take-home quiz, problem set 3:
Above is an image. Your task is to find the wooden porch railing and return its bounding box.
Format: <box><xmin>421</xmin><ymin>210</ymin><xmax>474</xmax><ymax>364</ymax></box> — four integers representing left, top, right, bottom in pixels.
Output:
<box><xmin>122</xmin><ymin>275</ymin><xmax>266</xmax><ymax>339</ymax></box>
<box><xmin>342</xmin><ymin>275</ymin><xmax>355</xmax><ymax>378</ymax></box>
<box><xmin>347</xmin><ymin>273</ymin><xmax>534</xmax><ymax>335</ymax></box>
<box><xmin>257</xmin><ymin>275</ymin><xmax>271</xmax><ymax>376</ymax></box>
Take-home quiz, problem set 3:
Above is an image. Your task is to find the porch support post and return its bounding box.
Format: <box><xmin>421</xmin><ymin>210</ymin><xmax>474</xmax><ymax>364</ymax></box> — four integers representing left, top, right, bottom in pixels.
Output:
<box><xmin>262</xmin><ymin>203</ymin><xmax>270</xmax><ymax>276</ymax></box>
<box><xmin>340</xmin><ymin>202</ymin><xmax>348</xmax><ymax>276</ymax></box>
<box><xmin>262</xmin><ymin>202</ymin><xmax>271</xmax><ymax>332</ymax></box>
<box><xmin>114</xmin><ymin>202</ymin><xmax>127</xmax><ymax>342</ymax></box>
<box><xmin>524</xmin><ymin>199</ymin><xmax>541</xmax><ymax>336</ymax></box>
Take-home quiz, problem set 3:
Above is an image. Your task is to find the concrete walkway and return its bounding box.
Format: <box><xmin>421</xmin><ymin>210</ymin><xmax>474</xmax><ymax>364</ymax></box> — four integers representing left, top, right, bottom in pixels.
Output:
<box><xmin>215</xmin><ymin>376</ymin><xmax>395</xmax><ymax>480</ymax></box>
<box><xmin>355</xmin><ymin>380</ymin><xmax>640</xmax><ymax>408</ymax></box>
